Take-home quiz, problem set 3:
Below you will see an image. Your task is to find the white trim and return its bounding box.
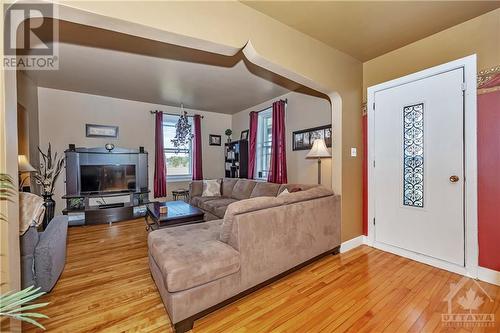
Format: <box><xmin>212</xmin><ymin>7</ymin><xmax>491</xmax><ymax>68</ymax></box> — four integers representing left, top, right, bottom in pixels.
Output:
<box><xmin>362</xmin><ymin>235</ymin><xmax>372</xmax><ymax>246</ymax></box>
<box><xmin>340</xmin><ymin>235</ymin><xmax>364</xmax><ymax>253</ymax></box>
<box><xmin>166</xmin><ymin>176</ymin><xmax>192</xmax><ymax>183</ymax></box>
<box><xmin>478</xmin><ymin>267</ymin><xmax>500</xmax><ymax>286</ymax></box>
<box><xmin>373</xmin><ymin>242</ymin><xmax>470</xmax><ymax>277</ymax></box>
<box><xmin>367</xmin><ymin>55</ymin><xmax>478</xmax><ymax>278</ymax></box>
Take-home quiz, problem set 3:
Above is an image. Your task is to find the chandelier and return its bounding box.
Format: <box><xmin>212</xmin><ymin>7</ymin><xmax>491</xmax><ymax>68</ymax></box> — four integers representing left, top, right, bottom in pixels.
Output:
<box><xmin>171</xmin><ymin>104</ymin><xmax>193</xmax><ymax>149</ymax></box>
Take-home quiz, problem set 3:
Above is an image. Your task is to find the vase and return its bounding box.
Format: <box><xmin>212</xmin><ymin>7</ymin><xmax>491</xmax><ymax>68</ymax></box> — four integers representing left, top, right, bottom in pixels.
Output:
<box><xmin>227</xmin><ymin>136</ymin><xmax>232</xmax><ymax>143</ymax></box>
<box><xmin>42</xmin><ymin>193</ymin><xmax>55</xmax><ymax>229</ymax></box>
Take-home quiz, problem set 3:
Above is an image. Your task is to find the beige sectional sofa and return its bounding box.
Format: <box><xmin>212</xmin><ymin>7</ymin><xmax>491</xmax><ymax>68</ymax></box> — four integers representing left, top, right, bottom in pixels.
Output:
<box><xmin>188</xmin><ymin>178</ymin><xmax>317</xmax><ymax>220</ymax></box>
<box><xmin>148</xmin><ymin>179</ymin><xmax>341</xmax><ymax>333</ymax></box>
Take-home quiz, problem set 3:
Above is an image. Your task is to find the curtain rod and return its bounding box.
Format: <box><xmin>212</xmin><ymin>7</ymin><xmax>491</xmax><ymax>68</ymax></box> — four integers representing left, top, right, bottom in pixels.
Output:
<box><xmin>150</xmin><ymin>110</ymin><xmax>204</xmax><ymax>119</ymax></box>
<box><xmin>255</xmin><ymin>98</ymin><xmax>287</xmax><ymax>114</ymax></box>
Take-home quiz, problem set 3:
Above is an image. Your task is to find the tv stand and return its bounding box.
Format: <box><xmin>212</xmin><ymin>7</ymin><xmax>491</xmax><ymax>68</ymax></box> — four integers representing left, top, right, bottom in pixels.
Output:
<box><xmin>62</xmin><ymin>190</ymin><xmax>150</xmax><ymax>226</ymax></box>
<box><xmin>98</xmin><ymin>202</ymin><xmax>125</xmax><ymax>209</ymax></box>
<box><xmin>63</xmin><ymin>146</ymin><xmax>149</xmax><ymax>226</ymax></box>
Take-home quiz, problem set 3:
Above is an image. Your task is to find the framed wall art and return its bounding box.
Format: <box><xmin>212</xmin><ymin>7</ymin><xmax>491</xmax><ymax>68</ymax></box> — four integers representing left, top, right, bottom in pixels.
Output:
<box><xmin>86</xmin><ymin>124</ymin><xmax>119</xmax><ymax>138</ymax></box>
<box><xmin>292</xmin><ymin>124</ymin><xmax>332</xmax><ymax>151</ymax></box>
<box><xmin>209</xmin><ymin>134</ymin><xmax>222</xmax><ymax>146</ymax></box>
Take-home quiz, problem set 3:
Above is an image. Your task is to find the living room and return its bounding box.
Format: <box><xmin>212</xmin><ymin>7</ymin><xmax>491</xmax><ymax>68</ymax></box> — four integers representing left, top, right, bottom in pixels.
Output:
<box><xmin>1</xmin><ymin>1</ymin><xmax>499</xmax><ymax>332</ymax></box>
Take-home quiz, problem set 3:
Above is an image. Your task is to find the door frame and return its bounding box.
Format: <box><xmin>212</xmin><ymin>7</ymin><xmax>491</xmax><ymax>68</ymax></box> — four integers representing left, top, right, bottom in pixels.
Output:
<box><xmin>366</xmin><ymin>54</ymin><xmax>478</xmax><ymax>278</ymax></box>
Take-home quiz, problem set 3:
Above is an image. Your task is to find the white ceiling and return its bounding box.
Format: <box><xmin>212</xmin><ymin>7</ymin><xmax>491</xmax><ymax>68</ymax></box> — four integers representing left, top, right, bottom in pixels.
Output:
<box><xmin>23</xmin><ymin>20</ymin><xmax>302</xmax><ymax>114</ymax></box>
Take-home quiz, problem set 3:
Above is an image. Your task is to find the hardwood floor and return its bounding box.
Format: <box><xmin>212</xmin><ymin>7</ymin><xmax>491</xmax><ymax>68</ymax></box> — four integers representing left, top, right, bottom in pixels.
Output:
<box><xmin>24</xmin><ymin>219</ymin><xmax>499</xmax><ymax>332</ymax></box>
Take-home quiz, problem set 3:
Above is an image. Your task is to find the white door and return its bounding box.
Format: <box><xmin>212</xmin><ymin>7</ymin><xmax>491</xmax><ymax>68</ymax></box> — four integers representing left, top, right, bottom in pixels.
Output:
<box><xmin>373</xmin><ymin>68</ymin><xmax>464</xmax><ymax>266</ymax></box>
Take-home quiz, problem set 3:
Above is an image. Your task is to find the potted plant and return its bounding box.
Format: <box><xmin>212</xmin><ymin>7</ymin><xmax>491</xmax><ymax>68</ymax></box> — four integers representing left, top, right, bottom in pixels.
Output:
<box><xmin>225</xmin><ymin>129</ymin><xmax>233</xmax><ymax>143</ymax></box>
<box><xmin>33</xmin><ymin>144</ymin><xmax>64</xmax><ymax>229</ymax></box>
<box><xmin>0</xmin><ymin>173</ymin><xmax>49</xmax><ymax>329</ymax></box>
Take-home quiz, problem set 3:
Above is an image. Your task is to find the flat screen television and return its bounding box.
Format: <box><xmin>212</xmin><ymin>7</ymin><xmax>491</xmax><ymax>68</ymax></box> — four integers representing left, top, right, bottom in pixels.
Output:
<box><xmin>80</xmin><ymin>164</ymin><xmax>136</xmax><ymax>194</ymax></box>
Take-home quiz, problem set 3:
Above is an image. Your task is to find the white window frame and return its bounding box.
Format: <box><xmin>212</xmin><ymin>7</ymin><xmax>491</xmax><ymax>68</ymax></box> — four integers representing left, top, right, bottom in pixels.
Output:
<box><xmin>255</xmin><ymin>107</ymin><xmax>272</xmax><ymax>180</ymax></box>
<box><xmin>163</xmin><ymin>115</ymin><xmax>193</xmax><ymax>182</ymax></box>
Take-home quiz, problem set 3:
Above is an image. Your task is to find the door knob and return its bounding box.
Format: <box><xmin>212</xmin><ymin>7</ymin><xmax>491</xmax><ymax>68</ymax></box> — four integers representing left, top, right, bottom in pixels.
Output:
<box><xmin>449</xmin><ymin>175</ymin><xmax>459</xmax><ymax>183</ymax></box>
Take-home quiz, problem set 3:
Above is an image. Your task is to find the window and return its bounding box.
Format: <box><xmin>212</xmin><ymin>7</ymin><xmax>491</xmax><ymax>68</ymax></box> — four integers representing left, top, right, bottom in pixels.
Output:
<box><xmin>163</xmin><ymin>115</ymin><xmax>192</xmax><ymax>181</ymax></box>
<box><xmin>403</xmin><ymin>103</ymin><xmax>424</xmax><ymax>208</ymax></box>
<box><xmin>256</xmin><ymin>108</ymin><xmax>272</xmax><ymax>180</ymax></box>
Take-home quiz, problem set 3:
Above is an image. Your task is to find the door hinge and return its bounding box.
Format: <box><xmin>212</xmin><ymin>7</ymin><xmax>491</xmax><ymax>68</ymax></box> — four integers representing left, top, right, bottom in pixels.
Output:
<box><xmin>461</xmin><ymin>82</ymin><xmax>467</xmax><ymax>91</ymax></box>
<box><xmin>373</xmin><ymin>160</ymin><xmax>376</xmax><ymax>168</ymax></box>
<box><xmin>373</xmin><ymin>218</ymin><xmax>376</xmax><ymax>225</ymax></box>
<box><xmin>373</xmin><ymin>102</ymin><xmax>375</xmax><ymax>111</ymax></box>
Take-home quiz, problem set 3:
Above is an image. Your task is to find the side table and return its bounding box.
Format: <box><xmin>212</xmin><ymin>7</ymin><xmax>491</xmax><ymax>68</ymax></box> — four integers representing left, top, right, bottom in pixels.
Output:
<box><xmin>172</xmin><ymin>189</ymin><xmax>189</xmax><ymax>202</ymax></box>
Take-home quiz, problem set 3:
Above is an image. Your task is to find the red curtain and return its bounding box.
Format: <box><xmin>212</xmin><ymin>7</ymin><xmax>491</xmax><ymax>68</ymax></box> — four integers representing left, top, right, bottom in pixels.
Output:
<box><xmin>267</xmin><ymin>100</ymin><xmax>287</xmax><ymax>184</ymax></box>
<box><xmin>193</xmin><ymin>114</ymin><xmax>203</xmax><ymax>180</ymax></box>
<box><xmin>247</xmin><ymin>111</ymin><xmax>258</xmax><ymax>179</ymax></box>
<box><xmin>154</xmin><ymin>112</ymin><xmax>167</xmax><ymax>198</ymax></box>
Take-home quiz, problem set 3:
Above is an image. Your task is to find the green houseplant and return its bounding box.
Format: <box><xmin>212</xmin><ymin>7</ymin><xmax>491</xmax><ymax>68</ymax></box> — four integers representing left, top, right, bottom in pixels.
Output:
<box><xmin>0</xmin><ymin>173</ymin><xmax>49</xmax><ymax>329</ymax></box>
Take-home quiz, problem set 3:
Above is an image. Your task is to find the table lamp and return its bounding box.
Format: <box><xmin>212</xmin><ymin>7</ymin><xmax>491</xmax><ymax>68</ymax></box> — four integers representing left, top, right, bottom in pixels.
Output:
<box><xmin>18</xmin><ymin>155</ymin><xmax>36</xmax><ymax>190</ymax></box>
<box><xmin>306</xmin><ymin>139</ymin><xmax>331</xmax><ymax>184</ymax></box>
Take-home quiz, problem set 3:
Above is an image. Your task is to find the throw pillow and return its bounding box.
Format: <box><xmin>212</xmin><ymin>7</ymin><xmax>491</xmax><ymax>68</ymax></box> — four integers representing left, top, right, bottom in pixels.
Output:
<box><xmin>202</xmin><ymin>179</ymin><xmax>222</xmax><ymax>197</ymax></box>
<box><xmin>278</xmin><ymin>188</ymin><xmax>290</xmax><ymax>196</ymax></box>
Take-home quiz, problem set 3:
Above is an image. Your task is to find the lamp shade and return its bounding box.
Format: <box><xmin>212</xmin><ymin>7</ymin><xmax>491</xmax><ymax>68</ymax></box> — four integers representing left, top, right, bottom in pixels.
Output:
<box><xmin>306</xmin><ymin>139</ymin><xmax>331</xmax><ymax>159</ymax></box>
<box><xmin>18</xmin><ymin>155</ymin><xmax>36</xmax><ymax>172</ymax></box>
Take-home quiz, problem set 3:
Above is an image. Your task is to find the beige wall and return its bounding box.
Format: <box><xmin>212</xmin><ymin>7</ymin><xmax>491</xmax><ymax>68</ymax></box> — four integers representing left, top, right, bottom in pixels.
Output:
<box><xmin>363</xmin><ymin>8</ymin><xmax>500</xmax><ymax>99</ymax></box>
<box><xmin>232</xmin><ymin>91</ymin><xmax>332</xmax><ymax>188</ymax></box>
<box><xmin>60</xmin><ymin>1</ymin><xmax>364</xmax><ymax>242</ymax></box>
<box><xmin>2</xmin><ymin>3</ymin><xmax>365</xmax><ymax>293</ymax></box>
<box><xmin>17</xmin><ymin>72</ymin><xmax>40</xmax><ymax>166</ymax></box>
<box><xmin>17</xmin><ymin>104</ymin><xmax>28</xmax><ymax>156</ymax></box>
<box><xmin>37</xmin><ymin>87</ymin><xmax>231</xmax><ymax>214</ymax></box>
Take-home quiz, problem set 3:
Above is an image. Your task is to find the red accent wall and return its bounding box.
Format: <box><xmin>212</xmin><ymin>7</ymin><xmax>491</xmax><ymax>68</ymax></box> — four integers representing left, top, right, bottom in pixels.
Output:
<box><xmin>477</xmin><ymin>90</ymin><xmax>500</xmax><ymax>271</ymax></box>
<box><xmin>362</xmin><ymin>115</ymin><xmax>368</xmax><ymax>236</ymax></box>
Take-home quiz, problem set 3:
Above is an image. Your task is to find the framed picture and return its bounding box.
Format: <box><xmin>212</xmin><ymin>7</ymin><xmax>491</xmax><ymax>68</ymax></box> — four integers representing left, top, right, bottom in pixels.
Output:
<box><xmin>240</xmin><ymin>130</ymin><xmax>249</xmax><ymax>140</ymax></box>
<box><xmin>292</xmin><ymin>124</ymin><xmax>332</xmax><ymax>151</ymax></box>
<box><xmin>86</xmin><ymin>124</ymin><xmax>119</xmax><ymax>138</ymax></box>
<box><xmin>209</xmin><ymin>134</ymin><xmax>221</xmax><ymax>146</ymax></box>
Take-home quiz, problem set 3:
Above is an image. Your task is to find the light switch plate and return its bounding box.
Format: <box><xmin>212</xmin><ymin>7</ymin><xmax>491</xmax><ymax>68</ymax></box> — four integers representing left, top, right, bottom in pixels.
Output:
<box><xmin>351</xmin><ymin>147</ymin><xmax>357</xmax><ymax>157</ymax></box>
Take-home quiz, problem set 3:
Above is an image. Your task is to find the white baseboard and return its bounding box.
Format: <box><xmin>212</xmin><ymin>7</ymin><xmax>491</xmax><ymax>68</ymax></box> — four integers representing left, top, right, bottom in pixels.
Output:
<box><xmin>478</xmin><ymin>266</ymin><xmax>500</xmax><ymax>286</ymax></box>
<box><xmin>362</xmin><ymin>235</ymin><xmax>372</xmax><ymax>246</ymax></box>
<box><xmin>340</xmin><ymin>235</ymin><xmax>364</xmax><ymax>253</ymax></box>
<box><xmin>371</xmin><ymin>241</ymin><xmax>469</xmax><ymax>277</ymax></box>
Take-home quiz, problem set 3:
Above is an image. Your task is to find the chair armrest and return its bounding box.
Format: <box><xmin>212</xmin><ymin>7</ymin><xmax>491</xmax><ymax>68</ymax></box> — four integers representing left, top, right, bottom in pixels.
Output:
<box><xmin>34</xmin><ymin>215</ymin><xmax>68</xmax><ymax>292</ymax></box>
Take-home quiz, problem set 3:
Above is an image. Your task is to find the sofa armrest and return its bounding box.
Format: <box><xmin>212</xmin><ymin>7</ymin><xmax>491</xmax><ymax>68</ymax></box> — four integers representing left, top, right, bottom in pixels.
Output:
<box><xmin>34</xmin><ymin>215</ymin><xmax>68</xmax><ymax>292</ymax></box>
<box><xmin>189</xmin><ymin>180</ymin><xmax>203</xmax><ymax>199</ymax></box>
<box><xmin>20</xmin><ymin>227</ymin><xmax>39</xmax><ymax>289</ymax></box>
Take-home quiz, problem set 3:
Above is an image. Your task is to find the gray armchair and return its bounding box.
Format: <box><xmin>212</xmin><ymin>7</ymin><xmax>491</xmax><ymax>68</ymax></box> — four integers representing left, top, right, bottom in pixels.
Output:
<box><xmin>19</xmin><ymin>192</ymin><xmax>68</xmax><ymax>292</ymax></box>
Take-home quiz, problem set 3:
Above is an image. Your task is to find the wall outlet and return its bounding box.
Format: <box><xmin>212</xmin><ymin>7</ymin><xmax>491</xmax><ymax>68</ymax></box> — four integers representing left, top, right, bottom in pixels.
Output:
<box><xmin>351</xmin><ymin>147</ymin><xmax>357</xmax><ymax>157</ymax></box>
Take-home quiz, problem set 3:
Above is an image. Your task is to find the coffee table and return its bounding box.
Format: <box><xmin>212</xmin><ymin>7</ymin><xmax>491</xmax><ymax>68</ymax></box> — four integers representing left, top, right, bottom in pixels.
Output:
<box><xmin>145</xmin><ymin>201</ymin><xmax>204</xmax><ymax>231</ymax></box>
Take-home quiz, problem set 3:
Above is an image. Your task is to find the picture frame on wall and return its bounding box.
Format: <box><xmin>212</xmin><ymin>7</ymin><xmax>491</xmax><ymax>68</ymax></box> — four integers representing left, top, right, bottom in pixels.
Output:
<box><xmin>86</xmin><ymin>124</ymin><xmax>119</xmax><ymax>138</ymax></box>
<box><xmin>240</xmin><ymin>130</ymin><xmax>249</xmax><ymax>140</ymax></box>
<box><xmin>292</xmin><ymin>124</ymin><xmax>332</xmax><ymax>151</ymax></box>
<box><xmin>209</xmin><ymin>134</ymin><xmax>222</xmax><ymax>146</ymax></box>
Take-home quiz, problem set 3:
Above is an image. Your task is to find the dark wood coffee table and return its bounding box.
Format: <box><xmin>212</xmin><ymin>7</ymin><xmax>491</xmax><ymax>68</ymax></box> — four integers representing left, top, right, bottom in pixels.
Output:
<box><xmin>145</xmin><ymin>201</ymin><xmax>204</xmax><ymax>231</ymax></box>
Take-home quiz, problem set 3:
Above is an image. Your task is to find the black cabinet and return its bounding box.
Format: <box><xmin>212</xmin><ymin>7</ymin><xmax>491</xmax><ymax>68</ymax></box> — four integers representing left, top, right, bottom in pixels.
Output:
<box><xmin>225</xmin><ymin>140</ymin><xmax>248</xmax><ymax>178</ymax></box>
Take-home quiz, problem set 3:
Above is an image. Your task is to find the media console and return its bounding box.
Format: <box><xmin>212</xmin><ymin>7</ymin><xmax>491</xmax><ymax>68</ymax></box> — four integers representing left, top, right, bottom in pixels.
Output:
<box><xmin>62</xmin><ymin>146</ymin><xmax>150</xmax><ymax>226</ymax></box>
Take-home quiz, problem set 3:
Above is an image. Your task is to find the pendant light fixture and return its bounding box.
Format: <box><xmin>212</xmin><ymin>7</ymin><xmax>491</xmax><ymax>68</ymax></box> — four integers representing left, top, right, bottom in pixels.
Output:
<box><xmin>171</xmin><ymin>103</ymin><xmax>193</xmax><ymax>150</ymax></box>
